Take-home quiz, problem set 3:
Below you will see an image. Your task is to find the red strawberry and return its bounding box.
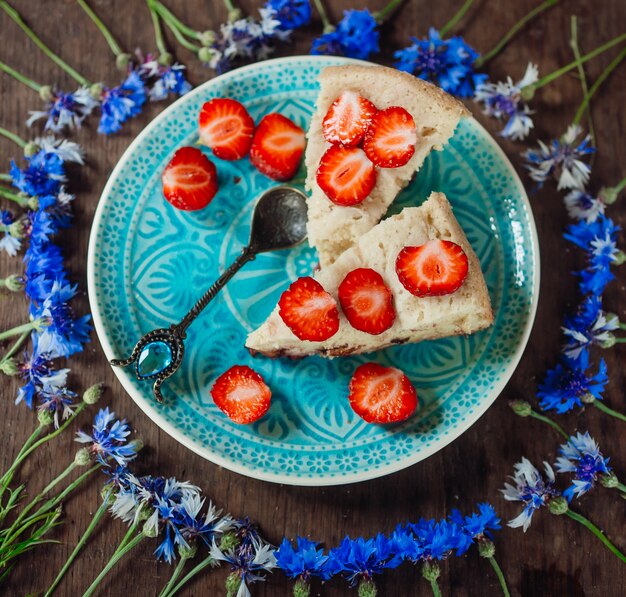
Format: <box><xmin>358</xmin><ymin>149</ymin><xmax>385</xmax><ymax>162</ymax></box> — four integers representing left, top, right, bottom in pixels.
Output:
<box><xmin>338</xmin><ymin>268</ymin><xmax>395</xmax><ymax>335</ymax></box>
<box><xmin>316</xmin><ymin>145</ymin><xmax>377</xmax><ymax>206</ymax></box>
<box><xmin>322</xmin><ymin>91</ymin><xmax>378</xmax><ymax>147</ymax></box>
<box><xmin>210</xmin><ymin>365</ymin><xmax>271</xmax><ymax>424</ymax></box>
<box><xmin>348</xmin><ymin>363</ymin><xmax>418</xmax><ymax>424</ymax></box>
<box><xmin>249</xmin><ymin>113</ymin><xmax>306</xmax><ymax>181</ymax></box>
<box><xmin>161</xmin><ymin>146</ymin><xmax>218</xmax><ymax>211</ymax></box>
<box><xmin>396</xmin><ymin>239</ymin><xmax>469</xmax><ymax>297</ymax></box>
<box><xmin>198</xmin><ymin>98</ymin><xmax>255</xmax><ymax>161</ymax></box>
<box><xmin>278</xmin><ymin>277</ymin><xmax>340</xmax><ymax>341</ymax></box>
<box><xmin>363</xmin><ymin>106</ymin><xmax>417</xmax><ymax>168</ymax></box>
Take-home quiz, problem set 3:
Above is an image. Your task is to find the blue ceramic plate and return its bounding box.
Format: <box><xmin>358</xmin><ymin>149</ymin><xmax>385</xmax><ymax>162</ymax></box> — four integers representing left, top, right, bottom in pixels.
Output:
<box><xmin>88</xmin><ymin>56</ymin><xmax>539</xmax><ymax>486</ymax></box>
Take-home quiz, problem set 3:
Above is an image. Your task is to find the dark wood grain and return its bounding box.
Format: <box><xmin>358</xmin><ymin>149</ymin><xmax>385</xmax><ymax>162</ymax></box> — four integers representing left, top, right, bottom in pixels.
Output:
<box><xmin>1</xmin><ymin>0</ymin><xmax>626</xmax><ymax>595</ymax></box>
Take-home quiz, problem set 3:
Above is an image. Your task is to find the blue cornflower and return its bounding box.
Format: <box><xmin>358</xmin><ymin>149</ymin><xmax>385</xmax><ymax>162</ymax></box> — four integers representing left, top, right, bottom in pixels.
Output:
<box><xmin>0</xmin><ymin>211</ymin><xmax>21</xmax><ymax>256</ymax></box>
<box><xmin>27</xmin><ymin>87</ymin><xmax>98</xmax><ymax>132</ymax></box>
<box><xmin>394</xmin><ymin>28</ymin><xmax>487</xmax><ymax>98</ymax></box>
<box><xmin>276</xmin><ymin>537</ymin><xmax>329</xmax><ymax>582</ymax></box>
<box><xmin>75</xmin><ymin>407</ymin><xmax>138</xmax><ymax>466</ymax></box>
<box><xmin>501</xmin><ymin>458</ymin><xmax>559</xmax><ymax>531</ymax></box>
<box><xmin>9</xmin><ymin>150</ymin><xmax>66</xmax><ymax>197</ymax></box>
<box><xmin>138</xmin><ymin>58</ymin><xmax>192</xmax><ymax>102</ymax></box>
<box><xmin>555</xmin><ymin>432</ymin><xmax>611</xmax><ymax>501</ymax></box>
<box><xmin>30</xmin><ymin>279</ymin><xmax>92</xmax><ymax>358</ymax></box>
<box><xmin>523</xmin><ymin>124</ymin><xmax>595</xmax><ymax>190</ymax></box>
<box><xmin>175</xmin><ymin>493</ymin><xmax>233</xmax><ymax>547</ymax></box>
<box><xmin>564</xmin><ymin>190</ymin><xmax>605</xmax><ymax>223</ymax></box>
<box><xmin>38</xmin><ymin>189</ymin><xmax>74</xmax><ymax>232</ymax></box>
<box><xmin>210</xmin><ymin>533</ymin><xmax>277</xmax><ymax>593</ymax></box>
<box><xmin>27</xmin><ymin>206</ymin><xmax>56</xmax><ymax>248</ymax></box>
<box><xmin>24</xmin><ymin>243</ymin><xmax>68</xmax><ymax>303</ymax></box>
<box><xmin>146</xmin><ymin>496</ymin><xmax>189</xmax><ymax>563</ymax></box>
<box><xmin>265</xmin><ymin>0</ymin><xmax>311</xmax><ymax>29</ymax></box>
<box><xmin>408</xmin><ymin>518</ymin><xmax>461</xmax><ymax>561</ymax></box>
<box><xmin>537</xmin><ymin>349</ymin><xmax>608</xmax><ymax>413</ymax></box>
<box><xmin>449</xmin><ymin>503</ymin><xmax>501</xmax><ymax>555</ymax></box>
<box><xmin>562</xmin><ymin>295</ymin><xmax>619</xmax><ymax>358</ymax></box>
<box><xmin>474</xmin><ymin>63</ymin><xmax>538</xmax><ymax>140</ymax></box>
<box><xmin>312</xmin><ymin>10</ymin><xmax>380</xmax><ymax>60</ymax></box>
<box><xmin>17</xmin><ymin>350</ymin><xmax>69</xmax><ymax>409</ymax></box>
<box><xmin>32</xmin><ymin>136</ymin><xmax>85</xmax><ymax>165</ymax></box>
<box><xmin>37</xmin><ymin>385</ymin><xmax>77</xmax><ymax>428</ymax></box>
<box><xmin>326</xmin><ymin>534</ymin><xmax>401</xmax><ymax>586</ymax></box>
<box><xmin>98</xmin><ymin>71</ymin><xmax>147</xmax><ymax>134</ymax></box>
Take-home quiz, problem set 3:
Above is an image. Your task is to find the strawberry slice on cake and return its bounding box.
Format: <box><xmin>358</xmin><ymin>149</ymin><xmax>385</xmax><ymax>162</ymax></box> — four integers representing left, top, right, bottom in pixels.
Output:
<box><xmin>246</xmin><ymin>193</ymin><xmax>493</xmax><ymax>358</ymax></box>
<box><xmin>305</xmin><ymin>65</ymin><xmax>469</xmax><ymax>268</ymax></box>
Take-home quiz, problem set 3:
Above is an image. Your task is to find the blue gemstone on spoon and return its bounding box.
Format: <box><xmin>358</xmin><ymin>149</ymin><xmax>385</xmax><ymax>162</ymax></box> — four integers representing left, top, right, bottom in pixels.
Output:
<box><xmin>136</xmin><ymin>341</ymin><xmax>173</xmax><ymax>378</ymax></box>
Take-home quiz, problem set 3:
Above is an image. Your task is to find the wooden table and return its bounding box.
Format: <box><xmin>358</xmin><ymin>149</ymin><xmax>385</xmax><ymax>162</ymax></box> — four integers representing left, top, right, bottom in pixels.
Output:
<box><xmin>1</xmin><ymin>1</ymin><xmax>625</xmax><ymax>595</ymax></box>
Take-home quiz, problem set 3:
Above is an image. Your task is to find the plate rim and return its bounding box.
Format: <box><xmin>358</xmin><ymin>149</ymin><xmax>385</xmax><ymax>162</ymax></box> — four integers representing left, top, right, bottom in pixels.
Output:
<box><xmin>87</xmin><ymin>54</ymin><xmax>541</xmax><ymax>487</ymax></box>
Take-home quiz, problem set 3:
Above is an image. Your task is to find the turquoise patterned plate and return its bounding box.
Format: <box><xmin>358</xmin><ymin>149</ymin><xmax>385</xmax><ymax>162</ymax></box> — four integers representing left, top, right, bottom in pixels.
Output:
<box><xmin>88</xmin><ymin>56</ymin><xmax>539</xmax><ymax>486</ymax></box>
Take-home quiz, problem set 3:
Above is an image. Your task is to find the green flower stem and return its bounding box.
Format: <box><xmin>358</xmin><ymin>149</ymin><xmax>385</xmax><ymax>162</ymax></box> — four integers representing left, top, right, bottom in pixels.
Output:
<box><xmin>223</xmin><ymin>0</ymin><xmax>239</xmax><ymax>19</ymax></box>
<box><xmin>592</xmin><ymin>400</ymin><xmax>626</xmax><ymax>423</ymax></box>
<box><xmin>615</xmin><ymin>481</ymin><xmax>626</xmax><ymax>495</ymax></box>
<box><xmin>311</xmin><ymin>0</ymin><xmax>333</xmax><ymax>32</ymax></box>
<box><xmin>0</xmin><ymin>402</ymin><xmax>90</xmax><ymax>503</ymax></box>
<box><xmin>440</xmin><ymin>0</ymin><xmax>475</xmax><ymax>37</ymax></box>
<box><xmin>429</xmin><ymin>578</ymin><xmax>442</xmax><ymax>597</ymax></box>
<box><xmin>0</xmin><ymin>319</ymin><xmax>47</xmax><ymax>343</ymax></box>
<box><xmin>574</xmin><ymin>46</ymin><xmax>626</xmax><ymax>125</ymax></box>
<box><xmin>487</xmin><ymin>556</ymin><xmax>511</xmax><ymax>597</ymax></box>
<box><xmin>0</xmin><ymin>126</ymin><xmax>26</xmax><ymax>149</ymax></box>
<box><xmin>0</xmin><ymin>60</ymin><xmax>42</xmax><ymax>93</ymax></box>
<box><xmin>475</xmin><ymin>0</ymin><xmax>558</xmax><ymax>67</ymax></box>
<box><xmin>155</xmin><ymin>4</ymin><xmax>201</xmax><ymax>53</ymax></box>
<box><xmin>610</xmin><ymin>176</ymin><xmax>626</xmax><ymax>197</ymax></box>
<box><xmin>6</xmin><ymin>462</ymin><xmax>78</xmax><ymax>538</ymax></box>
<box><xmin>529</xmin><ymin>410</ymin><xmax>570</xmax><ymax>439</ymax></box>
<box><xmin>0</xmin><ymin>187</ymin><xmax>28</xmax><ymax>207</ymax></box>
<box><xmin>527</xmin><ymin>32</ymin><xmax>626</xmax><ymax>92</ymax></box>
<box><xmin>44</xmin><ymin>492</ymin><xmax>112</xmax><ymax>597</ymax></box>
<box><xmin>565</xmin><ymin>509</ymin><xmax>626</xmax><ymax>563</ymax></box>
<box><xmin>82</xmin><ymin>531</ymin><xmax>146</xmax><ymax>597</ymax></box>
<box><xmin>76</xmin><ymin>0</ymin><xmax>124</xmax><ymax>57</ymax></box>
<box><xmin>159</xmin><ymin>554</ymin><xmax>190</xmax><ymax>597</ymax></box>
<box><xmin>153</xmin><ymin>1</ymin><xmax>201</xmax><ymax>40</ymax></box>
<box><xmin>570</xmin><ymin>16</ymin><xmax>595</xmax><ymax>145</ymax></box>
<box><xmin>163</xmin><ymin>555</ymin><xmax>217</xmax><ymax>597</ymax></box>
<box><xmin>1</xmin><ymin>330</ymin><xmax>31</xmax><ymax>364</ymax></box>
<box><xmin>147</xmin><ymin>0</ymin><xmax>169</xmax><ymax>58</ymax></box>
<box><xmin>0</xmin><ymin>1</ymin><xmax>90</xmax><ymax>86</ymax></box>
<box><xmin>0</xmin><ymin>173</ymin><xmax>12</xmax><ymax>182</ymax></box>
<box><xmin>374</xmin><ymin>0</ymin><xmax>406</xmax><ymax>25</ymax></box>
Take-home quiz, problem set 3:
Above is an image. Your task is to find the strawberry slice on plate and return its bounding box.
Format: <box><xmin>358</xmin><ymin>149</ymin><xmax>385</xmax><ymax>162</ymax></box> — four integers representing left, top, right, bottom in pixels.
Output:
<box><xmin>198</xmin><ymin>98</ymin><xmax>255</xmax><ymax>161</ymax></box>
<box><xmin>210</xmin><ymin>365</ymin><xmax>271</xmax><ymax>424</ymax></box>
<box><xmin>363</xmin><ymin>106</ymin><xmax>417</xmax><ymax>168</ymax></box>
<box><xmin>278</xmin><ymin>277</ymin><xmax>340</xmax><ymax>341</ymax></box>
<box><xmin>249</xmin><ymin>113</ymin><xmax>306</xmax><ymax>181</ymax></box>
<box><xmin>161</xmin><ymin>146</ymin><xmax>218</xmax><ymax>211</ymax></box>
<box><xmin>316</xmin><ymin>145</ymin><xmax>377</xmax><ymax>206</ymax></box>
<box><xmin>396</xmin><ymin>239</ymin><xmax>469</xmax><ymax>297</ymax></box>
<box><xmin>348</xmin><ymin>362</ymin><xmax>418</xmax><ymax>424</ymax></box>
<box><xmin>338</xmin><ymin>268</ymin><xmax>395</xmax><ymax>335</ymax></box>
<box><xmin>322</xmin><ymin>91</ymin><xmax>378</xmax><ymax>147</ymax></box>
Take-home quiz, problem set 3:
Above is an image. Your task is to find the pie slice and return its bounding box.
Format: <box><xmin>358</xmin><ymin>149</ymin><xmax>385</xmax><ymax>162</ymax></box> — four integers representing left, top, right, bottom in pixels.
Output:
<box><xmin>246</xmin><ymin>193</ymin><xmax>493</xmax><ymax>358</ymax></box>
<box><xmin>306</xmin><ymin>65</ymin><xmax>470</xmax><ymax>268</ymax></box>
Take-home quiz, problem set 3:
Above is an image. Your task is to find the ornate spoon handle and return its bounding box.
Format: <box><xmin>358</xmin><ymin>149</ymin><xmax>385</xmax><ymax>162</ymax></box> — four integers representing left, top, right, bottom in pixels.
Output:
<box><xmin>174</xmin><ymin>247</ymin><xmax>256</xmax><ymax>336</ymax></box>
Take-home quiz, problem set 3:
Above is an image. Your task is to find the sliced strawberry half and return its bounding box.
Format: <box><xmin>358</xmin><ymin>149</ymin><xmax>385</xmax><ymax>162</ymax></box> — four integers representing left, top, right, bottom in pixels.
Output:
<box><xmin>249</xmin><ymin>113</ymin><xmax>305</xmax><ymax>181</ymax></box>
<box><xmin>198</xmin><ymin>98</ymin><xmax>255</xmax><ymax>161</ymax></box>
<box><xmin>278</xmin><ymin>277</ymin><xmax>340</xmax><ymax>341</ymax></box>
<box><xmin>161</xmin><ymin>146</ymin><xmax>218</xmax><ymax>211</ymax></box>
<box><xmin>322</xmin><ymin>91</ymin><xmax>378</xmax><ymax>147</ymax></box>
<box><xmin>348</xmin><ymin>363</ymin><xmax>418</xmax><ymax>424</ymax></box>
<box><xmin>396</xmin><ymin>239</ymin><xmax>469</xmax><ymax>297</ymax></box>
<box><xmin>363</xmin><ymin>106</ymin><xmax>417</xmax><ymax>168</ymax></box>
<box><xmin>316</xmin><ymin>145</ymin><xmax>376</xmax><ymax>206</ymax></box>
<box><xmin>210</xmin><ymin>365</ymin><xmax>271</xmax><ymax>424</ymax></box>
<box><xmin>338</xmin><ymin>268</ymin><xmax>396</xmax><ymax>335</ymax></box>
